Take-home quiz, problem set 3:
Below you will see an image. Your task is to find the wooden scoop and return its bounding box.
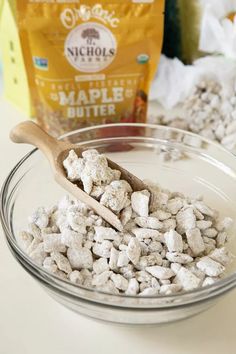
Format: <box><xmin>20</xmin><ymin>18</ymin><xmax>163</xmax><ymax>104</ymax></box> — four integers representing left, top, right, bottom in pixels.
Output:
<box><xmin>10</xmin><ymin>121</ymin><xmax>147</xmax><ymax>231</ymax></box>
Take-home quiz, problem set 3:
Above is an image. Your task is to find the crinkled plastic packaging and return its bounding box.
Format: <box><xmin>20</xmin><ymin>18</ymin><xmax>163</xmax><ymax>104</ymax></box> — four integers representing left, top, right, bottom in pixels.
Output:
<box><xmin>16</xmin><ymin>1</ymin><xmax>165</xmax><ymax>136</ymax></box>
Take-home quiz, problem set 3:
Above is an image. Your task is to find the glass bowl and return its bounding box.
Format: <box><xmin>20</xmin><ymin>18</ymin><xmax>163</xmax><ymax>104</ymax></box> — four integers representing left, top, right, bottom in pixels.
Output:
<box><xmin>1</xmin><ymin>123</ymin><xmax>236</xmax><ymax>325</ymax></box>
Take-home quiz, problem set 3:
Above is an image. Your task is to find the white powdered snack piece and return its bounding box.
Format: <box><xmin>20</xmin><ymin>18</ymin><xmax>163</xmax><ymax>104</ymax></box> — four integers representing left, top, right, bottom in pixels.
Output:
<box><xmin>63</xmin><ymin>149</ymin><xmax>120</xmax><ymax>194</ymax></box>
<box><xmin>93</xmin><ymin>241</ymin><xmax>113</xmax><ymax>258</ymax></box>
<box><xmin>109</xmin><ymin>247</ymin><xmax>119</xmax><ymax>270</ymax></box>
<box><xmin>69</xmin><ymin>270</ymin><xmax>84</xmax><ymax>284</ymax></box>
<box><xmin>110</xmin><ymin>274</ymin><xmax>128</xmax><ymax>291</ymax></box>
<box><xmin>126</xmin><ymin>278</ymin><xmax>140</xmax><ymax>295</ymax></box>
<box><xmin>131</xmin><ymin>190</ymin><xmax>150</xmax><ymax>217</ymax></box>
<box><xmin>29</xmin><ymin>242</ymin><xmax>47</xmax><ymax>266</ymax></box>
<box><xmin>92</xmin><ymin>271</ymin><xmax>112</xmax><ymax>287</ymax></box>
<box><xmin>29</xmin><ymin>207</ymin><xmax>49</xmax><ymax>229</ymax></box>
<box><xmin>18</xmin><ymin>149</ymin><xmax>234</xmax><ymax>296</ymax></box>
<box><xmin>137</xmin><ymin>253</ymin><xmax>163</xmax><ymax>269</ymax></box>
<box><xmin>94</xmin><ymin>226</ymin><xmax>118</xmax><ymax>242</ymax></box>
<box><xmin>159</xmin><ymin>284</ymin><xmax>182</xmax><ymax>295</ymax></box>
<box><xmin>202</xmin><ymin>277</ymin><xmax>219</xmax><ymax>287</ymax></box>
<box><xmin>51</xmin><ymin>251</ymin><xmax>72</xmax><ymax>274</ymax></box>
<box><xmin>166</xmin><ymin>252</ymin><xmax>193</xmax><ymax>264</ymax></box>
<box><xmin>61</xmin><ymin>229</ymin><xmax>83</xmax><ymax>249</ymax></box>
<box><xmin>43</xmin><ymin>233</ymin><xmax>66</xmax><ymax>253</ymax></box>
<box><xmin>216</xmin><ymin>217</ymin><xmax>233</xmax><ymax>232</ymax></box>
<box><xmin>174</xmin><ymin>267</ymin><xmax>201</xmax><ymax>291</ymax></box>
<box><xmin>139</xmin><ymin>287</ymin><xmax>160</xmax><ymax>296</ymax></box>
<box><xmin>135</xmin><ymin>216</ymin><xmax>162</xmax><ymax>230</ymax></box>
<box><xmin>93</xmin><ymin>258</ymin><xmax>109</xmax><ymax>274</ymax></box>
<box><xmin>100</xmin><ymin>181</ymin><xmax>131</xmax><ymax>213</ymax></box>
<box><xmin>196</xmin><ymin>256</ymin><xmax>225</xmax><ymax>277</ymax></box>
<box><xmin>176</xmin><ymin>208</ymin><xmax>196</xmax><ymax>233</ymax></box>
<box><xmin>146</xmin><ymin>266</ymin><xmax>175</xmax><ymax>280</ymax></box>
<box><xmin>186</xmin><ymin>228</ymin><xmax>205</xmax><ymax>256</ymax></box>
<box><xmin>132</xmin><ymin>228</ymin><xmax>164</xmax><ymax>242</ymax></box>
<box><xmin>19</xmin><ymin>231</ymin><xmax>33</xmax><ymax>250</ymax></box>
<box><xmin>209</xmin><ymin>247</ymin><xmax>233</xmax><ymax>266</ymax></box>
<box><xmin>126</xmin><ymin>237</ymin><xmax>141</xmax><ymax>265</ymax></box>
<box><xmin>164</xmin><ymin>230</ymin><xmax>183</xmax><ymax>253</ymax></box>
<box><xmin>67</xmin><ymin>247</ymin><xmax>93</xmax><ymax>270</ymax></box>
<box><xmin>43</xmin><ymin>257</ymin><xmax>58</xmax><ymax>273</ymax></box>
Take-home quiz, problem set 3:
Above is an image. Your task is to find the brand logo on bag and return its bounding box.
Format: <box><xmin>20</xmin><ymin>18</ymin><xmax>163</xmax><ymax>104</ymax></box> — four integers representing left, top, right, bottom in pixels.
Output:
<box><xmin>60</xmin><ymin>5</ymin><xmax>120</xmax><ymax>29</ymax></box>
<box><xmin>64</xmin><ymin>22</ymin><xmax>117</xmax><ymax>72</ymax></box>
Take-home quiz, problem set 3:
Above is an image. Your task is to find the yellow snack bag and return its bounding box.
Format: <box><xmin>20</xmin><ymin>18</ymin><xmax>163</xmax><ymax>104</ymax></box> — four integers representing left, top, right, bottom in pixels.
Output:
<box><xmin>16</xmin><ymin>0</ymin><xmax>165</xmax><ymax>136</ymax></box>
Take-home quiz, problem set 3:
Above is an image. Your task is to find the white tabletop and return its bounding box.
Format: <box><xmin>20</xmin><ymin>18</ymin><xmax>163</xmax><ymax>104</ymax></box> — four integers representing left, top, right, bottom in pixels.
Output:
<box><xmin>0</xmin><ymin>97</ymin><xmax>236</xmax><ymax>354</ymax></box>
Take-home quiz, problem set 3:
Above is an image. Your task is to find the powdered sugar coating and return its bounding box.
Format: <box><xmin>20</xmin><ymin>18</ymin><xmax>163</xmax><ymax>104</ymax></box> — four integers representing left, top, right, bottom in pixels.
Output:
<box><xmin>18</xmin><ymin>149</ymin><xmax>235</xmax><ymax>296</ymax></box>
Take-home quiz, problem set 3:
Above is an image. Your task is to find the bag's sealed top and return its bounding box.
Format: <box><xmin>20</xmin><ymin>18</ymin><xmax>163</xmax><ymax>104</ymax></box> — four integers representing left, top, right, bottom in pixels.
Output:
<box><xmin>17</xmin><ymin>0</ymin><xmax>165</xmax><ymax>136</ymax></box>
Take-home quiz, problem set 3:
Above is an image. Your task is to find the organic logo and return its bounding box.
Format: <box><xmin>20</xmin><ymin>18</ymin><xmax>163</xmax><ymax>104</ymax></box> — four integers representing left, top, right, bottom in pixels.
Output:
<box><xmin>137</xmin><ymin>54</ymin><xmax>149</xmax><ymax>64</ymax></box>
<box><xmin>65</xmin><ymin>22</ymin><xmax>117</xmax><ymax>73</ymax></box>
<box><xmin>61</xmin><ymin>5</ymin><xmax>120</xmax><ymax>29</ymax></box>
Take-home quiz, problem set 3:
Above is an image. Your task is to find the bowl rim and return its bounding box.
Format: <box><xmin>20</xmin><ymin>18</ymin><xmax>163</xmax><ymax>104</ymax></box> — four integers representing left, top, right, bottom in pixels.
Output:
<box><xmin>1</xmin><ymin>122</ymin><xmax>236</xmax><ymax>305</ymax></box>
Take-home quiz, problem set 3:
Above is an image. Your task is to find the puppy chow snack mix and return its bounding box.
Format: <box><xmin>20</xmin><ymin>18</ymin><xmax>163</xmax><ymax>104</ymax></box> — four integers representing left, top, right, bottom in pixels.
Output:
<box><xmin>19</xmin><ymin>149</ymin><xmax>235</xmax><ymax>296</ymax></box>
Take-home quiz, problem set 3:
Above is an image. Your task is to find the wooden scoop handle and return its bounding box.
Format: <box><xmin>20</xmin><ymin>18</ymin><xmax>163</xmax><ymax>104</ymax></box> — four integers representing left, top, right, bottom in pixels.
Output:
<box><xmin>10</xmin><ymin>121</ymin><xmax>67</xmax><ymax>164</ymax></box>
<box><xmin>10</xmin><ymin>121</ymin><xmax>57</xmax><ymax>148</ymax></box>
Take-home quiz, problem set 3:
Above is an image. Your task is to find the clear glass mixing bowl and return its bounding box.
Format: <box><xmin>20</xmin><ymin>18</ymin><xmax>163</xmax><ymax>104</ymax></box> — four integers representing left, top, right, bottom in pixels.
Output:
<box><xmin>1</xmin><ymin>123</ymin><xmax>236</xmax><ymax>325</ymax></box>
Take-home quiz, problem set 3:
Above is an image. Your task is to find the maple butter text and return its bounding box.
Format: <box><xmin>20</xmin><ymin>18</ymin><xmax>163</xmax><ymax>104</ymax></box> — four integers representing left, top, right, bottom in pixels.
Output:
<box><xmin>58</xmin><ymin>87</ymin><xmax>124</xmax><ymax>118</ymax></box>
